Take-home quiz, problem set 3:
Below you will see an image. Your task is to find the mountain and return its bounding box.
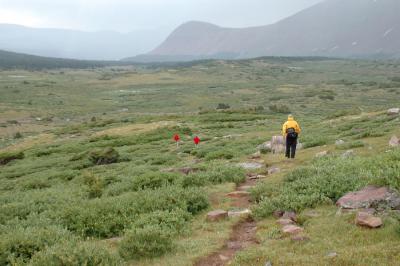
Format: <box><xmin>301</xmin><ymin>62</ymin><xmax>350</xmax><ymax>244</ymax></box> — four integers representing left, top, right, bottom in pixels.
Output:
<box><xmin>128</xmin><ymin>0</ymin><xmax>400</xmax><ymax>62</ymax></box>
<box><xmin>0</xmin><ymin>24</ymin><xmax>166</xmax><ymax>60</ymax></box>
<box><xmin>0</xmin><ymin>49</ymin><xmax>129</xmax><ymax>69</ymax></box>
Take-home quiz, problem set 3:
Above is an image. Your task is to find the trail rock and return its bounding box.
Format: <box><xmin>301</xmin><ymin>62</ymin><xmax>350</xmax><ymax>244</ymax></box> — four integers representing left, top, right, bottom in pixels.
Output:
<box><xmin>336</xmin><ymin>186</ymin><xmax>400</xmax><ymax>210</ymax></box>
<box><xmin>342</xmin><ymin>150</ymin><xmax>354</xmax><ymax>158</ymax></box>
<box><xmin>207</xmin><ymin>210</ymin><xmax>228</xmax><ymax>222</ymax></box>
<box><xmin>257</xmin><ymin>141</ymin><xmax>272</xmax><ymax>152</ymax></box>
<box><xmin>389</xmin><ymin>135</ymin><xmax>400</xmax><ymax>147</ymax></box>
<box><xmin>250</xmin><ymin>151</ymin><xmax>261</xmax><ymax>159</ymax></box>
<box><xmin>238</xmin><ymin>185</ymin><xmax>253</xmax><ymax>191</ymax></box>
<box><xmin>247</xmin><ymin>174</ymin><xmax>259</xmax><ymax>180</ymax></box>
<box><xmin>219</xmin><ymin>255</ymin><xmax>229</xmax><ymax>261</ymax></box>
<box><xmin>273</xmin><ymin>210</ymin><xmax>284</xmax><ymax>218</ymax></box>
<box><xmin>238</xmin><ymin>162</ymin><xmax>264</xmax><ymax>170</ymax></box>
<box><xmin>282</xmin><ymin>225</ymin><xmax>303</xmax><ymax>235</ymax></box>
<box><xmin>355</xmin><ymin>212</ymin><xmax>382</xmax><ymax>228</ymax></box>
<box><xmin>315</xmin><ymin>151</ymin><xmax>329</xmax><ymax>158</ymax></box>
<box><xmin>268</xmin><ymin>167</ymin><xmax>281</xmax><ymax>175</ymax></box>
<box><xmin>228</xmin><ymin>209</ymin><xmax>252</xmax><ymax>217</ymax></box>
<box><xmin>291</xmin><ymin>235</ymin><xmax>310</xmax><ymax>242</ymax></box>
<box><xmin>271</xmin><ymin>136</ymin><xmax>285</xmax><ymax>154</ymax></box>
<box><xmin>178</xmin><ymin>167</ymin><xmax>198</xmax><ymax>175</ymax></box>
<box><xmin>335</xmin><ymin>139</ymin><xmax>345</xmax><ymax>146</ymax></box>
<box><xmin>282</xmin><ymin>211</ymin><xmax>297</xmax><ymax>222</ymax></box>
<box><xmin>227</xmin><ymin>191</ymin><xmax>250</xmax><ymax>198</ymax></box>
<box><xmin>387</xmin><ymin>108</ymin><xmax>400</xmax><ymax>115</ymax></box>
<box><xmin>327</xmin><ymin>252</ymin><xmax>338</xmax><ymax>258</ymax></box>
<box><xmin>297</xmin><ymin>142</ymin><xmax>303</xmax><ymax>150</ymax></box>
<box><xmin>265</xmin><ymin>261</ymin><xmax>272</xmax><ymax>266</ymax></box>
<box><xmin>277</xmin><ymin>218</ymin><xmax>295</xmax><ymax>226</ymax></box>
<box><xmin>303</xmin><ymin>210</ymin><xmax>320</xmax><ymax>218</ymax></box>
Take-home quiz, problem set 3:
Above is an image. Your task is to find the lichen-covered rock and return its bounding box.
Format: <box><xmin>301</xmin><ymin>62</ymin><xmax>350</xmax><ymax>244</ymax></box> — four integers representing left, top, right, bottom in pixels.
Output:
<box><xmin>387</xmin><ymin>108</ymin><xmax>400</xmax><ymax>115</ymax></box>
<box><xmin>355</xmin><ymin>212</ymin><xmax>382</xmax><ymax>228</ymax></box>
<box><xmin>336</xmin><ymin>186</ymin><xmax>400</xmax><ymax>210</ymax></box>
<box><xmin>389</xmin><ymin>135</ymin><xmax>400</xmax><ymax>147</ymax></box>
<box><xmin>207</xmin><ymin>210</ymin><xmax>228</xmax><ymax>222</ymax></box>
<box><xmin>282</xmin><ymin>225</ymin><xmax>303</xmax><ymax>235</ymax></box>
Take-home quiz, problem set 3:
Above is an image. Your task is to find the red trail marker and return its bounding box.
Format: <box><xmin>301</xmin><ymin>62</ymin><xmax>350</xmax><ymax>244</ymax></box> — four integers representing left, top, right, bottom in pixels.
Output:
<box><xmin>193</xmin><ymin>136</ymin><xmax>200</xmax><ymax>146</ymax></box>
<box><xmin>173</xmin><ymin>134</ymin><xmax>180</xmax><ymax>147</ymax></box>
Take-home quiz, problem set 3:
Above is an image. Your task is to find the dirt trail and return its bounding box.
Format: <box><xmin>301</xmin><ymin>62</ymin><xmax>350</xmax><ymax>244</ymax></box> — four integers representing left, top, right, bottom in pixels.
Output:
<box><xmin>194</xmin><ymin>174</ymin><xmax>259</xmax><ymax>266</ymax></box>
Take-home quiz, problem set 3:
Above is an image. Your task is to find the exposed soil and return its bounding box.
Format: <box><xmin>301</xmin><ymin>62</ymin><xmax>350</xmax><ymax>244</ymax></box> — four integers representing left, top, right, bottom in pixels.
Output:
<box><xmin>194</xmin><ymin>173</ymin><xmax>260</xmax><ymax>266</ymax></box>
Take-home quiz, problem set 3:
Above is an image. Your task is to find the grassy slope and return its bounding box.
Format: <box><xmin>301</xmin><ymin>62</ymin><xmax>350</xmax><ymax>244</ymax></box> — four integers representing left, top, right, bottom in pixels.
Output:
<box><xmin>0</xmin><ymin>58</ymin><xmax>399</xmax><ymax>265</ymax></box>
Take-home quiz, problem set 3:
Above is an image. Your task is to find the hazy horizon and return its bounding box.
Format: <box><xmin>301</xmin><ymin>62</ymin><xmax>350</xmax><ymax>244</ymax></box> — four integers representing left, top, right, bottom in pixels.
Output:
<box><xmin>0</xmin><ymin>0</ymin><xmax>324</xmax><ymax>34</ymax></box>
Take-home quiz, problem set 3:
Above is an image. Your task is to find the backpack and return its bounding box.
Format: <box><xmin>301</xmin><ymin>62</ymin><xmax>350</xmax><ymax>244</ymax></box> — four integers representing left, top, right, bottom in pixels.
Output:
<box><xmin>286</xmin><ymin>127</ymin><xmax>298</xmax><ymax>139</ymax></box>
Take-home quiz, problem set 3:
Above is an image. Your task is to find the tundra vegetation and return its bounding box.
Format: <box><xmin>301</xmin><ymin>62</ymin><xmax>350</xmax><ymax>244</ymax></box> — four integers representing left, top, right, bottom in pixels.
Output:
<box><xmin>0</xmin><ymin>57</ymin><xmax>399</xmax><ymax>265</ymax></box>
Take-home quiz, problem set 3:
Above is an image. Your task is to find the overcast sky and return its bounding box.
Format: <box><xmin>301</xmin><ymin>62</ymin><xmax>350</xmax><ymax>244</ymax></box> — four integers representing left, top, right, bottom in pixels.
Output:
<box><xmin>0</xmin><ymin>0</ymin><xmax>324</xmax><ymax>33</ymax></box>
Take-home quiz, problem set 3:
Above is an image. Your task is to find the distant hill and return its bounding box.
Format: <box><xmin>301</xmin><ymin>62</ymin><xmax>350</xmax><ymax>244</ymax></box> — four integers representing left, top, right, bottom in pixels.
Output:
<box><xmin>0</xmin><ymin>24</ymin><xmax>166</xmax><ymax>60</ymax></box>
<box><xmin>127</xmin><ymin>0</ymin><xmax>400</xmax><ymax>62</ymax></box>
<box><xmin>0</xmin><ymin>49</ymin><xmax>126</xmax><ymax>69</ymax></box>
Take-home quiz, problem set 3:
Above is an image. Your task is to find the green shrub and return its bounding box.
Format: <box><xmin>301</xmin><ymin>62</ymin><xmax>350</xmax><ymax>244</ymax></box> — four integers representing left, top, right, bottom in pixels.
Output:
<box><xmin>131</xmin><ymin>209</ymin><xmax>190</xmax><ymax>237</ymax></box>
<box><xmin>252</xmin><ymin>151</ymin><xmax>400</xmax><ymax>218</ymax></box>
<box><xmin>216</xmin><ymin>103</ymin><xmax>230</xmax><ymax>110</ymax></box>
<box><xmin>0</xmin><ymin>226</ymin><xmax>72</xmax><ymax>265</ymax></box>
<box><xmin>131</xmin><ymin>172</ymin><xmax>180</xmax><ymax>191</ymax></box>
<box><xmin>88</xmin><ymin>147</ymin><xmax>119</xmax><ymax>165</ymax></box>
<box><xmin>83</xmin><ymin>171</ymin><xmax>104</xmax><ymax>198</ymax></box>
<box><xmin>204</xmin><ymin>150</ymin><xmax>234</xmax><ymax>160</ymax></box>
<box><xmin>335</xmin><ymin>140</ymin><xmax>365</xmax><ymax>150</ymax></box>
<box><xmin>302</xmin><ymin>137</ymin><xmax>328</xmax><ymax>148</ymax></box>
<box><xmin>58</xmin><ymin>186</ymin><xmax>208</xmax><ymax>238</ymax></box>
<box><xmin>119</xmin><ymin>224</ymin><xmax>173</xmax><ymax>259</ymax></box>
<box><xmin>31</xmin><ymin>241</ymin><xmax>122</xmax><ymax>266</ymax></box>
<box><xmin>269</xmin><ymin>104</ymin><xmax>290</xmax><ymax>114</ymax></box>
<box><xmin>0</xmin><ymin>151</ymin><xmax>24</xmax><ymax>165</ymax></box>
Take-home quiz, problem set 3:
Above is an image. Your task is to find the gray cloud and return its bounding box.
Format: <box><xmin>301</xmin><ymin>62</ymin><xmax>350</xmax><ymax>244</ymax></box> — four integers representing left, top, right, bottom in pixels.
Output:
<box><xmin>0</xmin><ymin>0</ymin><xmax>324</xmax><ymax>33</ymax></box>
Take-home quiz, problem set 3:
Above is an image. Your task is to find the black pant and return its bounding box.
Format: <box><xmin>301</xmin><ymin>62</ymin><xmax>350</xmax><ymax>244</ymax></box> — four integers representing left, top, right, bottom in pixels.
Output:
<box><xmin>286</xmin><ymin>137</ymin><xmax>297</xmax><ymax>158</ymax></box>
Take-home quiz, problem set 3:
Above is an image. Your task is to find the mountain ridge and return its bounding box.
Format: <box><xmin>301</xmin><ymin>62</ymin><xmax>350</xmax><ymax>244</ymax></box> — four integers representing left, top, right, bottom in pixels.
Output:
<box><xmin>126</xmin><ymin>0</ymin><xmax>400</xmax><ymax>62</ymax></box>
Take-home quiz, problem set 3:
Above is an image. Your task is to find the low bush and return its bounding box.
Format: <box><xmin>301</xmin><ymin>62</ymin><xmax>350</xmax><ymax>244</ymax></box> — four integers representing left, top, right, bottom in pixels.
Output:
<box><xmin>30</xmin><ymin>241</ymin><xmax>122</xmax><ymax>266</ymax></box>
<box><xmin>269</xmin><ymin>104</ymin><xmax>291</xmax><ymax>114</ymax></box>
<box><xmin>131</xmin><ymin>209</ymin><xmax>190</xmax><ymax>237</ymax></box>
<box><xmin>131</xmin><ymin>172</ymin><xmax>180</xmax><ymax>191</ymax></box>
<box><xmin>0</xmin><ymin>151</ymin><xmax>24</xmax><ymax>165</ymax></box>
<box><xmin>83</xmin><ymin>171</ymin><xmax>104</xmax><ymax>198</ymax></box>
<box><xmin>88</xmin><ymin>147</ymin><xmax>119</xmax><ymax>165</ymax></box>
<box><xmin>0</xmin><ymin>226</ymin><xmax>73</xmax><ymax>265</ymax></box>
<box><xmin>216</xmin><ymin>103</ymin><xmax>231</xmax><ymax>110</ymax></box>
<box><xmin>119</xmin><ymin>224</ymin><xmax>173</xmax><ymax>259</ymax></box>
<box><xmin>252</xmin><ymin>151</ymin><xmax>400</xmax><ymax>218</ymax></box>
<box><xmin>335</xmin><ymin>140</ymin><xmax>365</xmax><ymax>150</ymax></box>
<box><xmin>204</xmin><ymin>150</ymin><xmax>234</xmax><ymax>160</ymax></box>
<box><xmin>302</xmin><ymin>137</ymin><xmax>328</xmax><ymax>148</ymax></box>
<box><xmin>58</xmin><ymin>186</ymin><xmax>208</xmax><ymax>238</ymax></box>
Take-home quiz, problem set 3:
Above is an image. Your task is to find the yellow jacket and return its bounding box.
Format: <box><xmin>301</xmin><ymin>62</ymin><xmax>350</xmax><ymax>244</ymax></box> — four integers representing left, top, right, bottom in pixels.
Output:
<box><xmin>282</xmin><ymin>117</ymin><xmax>301</xmax><ymax>137</ymax></box>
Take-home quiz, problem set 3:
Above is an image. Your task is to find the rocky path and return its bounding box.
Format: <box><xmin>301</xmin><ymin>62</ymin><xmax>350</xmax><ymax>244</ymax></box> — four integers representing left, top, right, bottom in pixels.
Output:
<box><xmin>194</xmin><ymin>173</ymin><xmax>260</xmax><ymax>266</ymax></box>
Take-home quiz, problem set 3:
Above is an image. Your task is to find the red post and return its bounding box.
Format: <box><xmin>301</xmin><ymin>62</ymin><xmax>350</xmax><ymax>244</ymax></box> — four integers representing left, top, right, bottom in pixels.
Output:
<box><xmin>173</xmin><ymin>134</ymin><xmax>180</xmax><ymax>147</ymax></box>
<box><xmin>193</xmin><ymin>136</ymin><xmax>200</xmax><ymax>146</ymax></box>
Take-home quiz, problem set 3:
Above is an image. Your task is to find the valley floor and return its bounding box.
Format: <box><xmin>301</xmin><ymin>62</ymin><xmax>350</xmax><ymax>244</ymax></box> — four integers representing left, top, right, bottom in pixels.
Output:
<box><xmin>0</xmin><ymin>58</ymin><xmax>399</xmax><ymax>265</ymax></box>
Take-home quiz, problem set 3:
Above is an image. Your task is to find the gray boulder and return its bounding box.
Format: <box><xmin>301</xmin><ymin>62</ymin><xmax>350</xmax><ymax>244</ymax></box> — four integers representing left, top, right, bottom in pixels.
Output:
<box><xmin>336</xmin><ymin>186</ymin><xmax>400</xmax><ymax>210</ymax></box>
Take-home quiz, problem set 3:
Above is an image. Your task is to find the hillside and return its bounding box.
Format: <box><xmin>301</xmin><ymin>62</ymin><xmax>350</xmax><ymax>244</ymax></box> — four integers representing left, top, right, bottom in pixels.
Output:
<box><xmin>0</xmin><ymin>24</ymin><xmax>165</xmax><ymax>60</ymax></box>
<box><xmin>1</xmin><ymin>58</ymin><xmax>399</xmax><ymax>265</ymax></box>
<box><xmin>129</xmin><ymin>0</ymin><xmax>400</xmax><ymax>62</ymax></box>
<box><xmin>0</xmin><ymin>49</ymin><xmax>133</xmax><ymax>69</ymax></box>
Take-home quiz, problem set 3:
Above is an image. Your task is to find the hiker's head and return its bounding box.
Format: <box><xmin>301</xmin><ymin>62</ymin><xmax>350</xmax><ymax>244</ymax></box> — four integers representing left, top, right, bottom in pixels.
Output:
<box><xmin>288</xmin><ymin>114</ymin><xmax>294</xmax><ymax>121</ymax></box>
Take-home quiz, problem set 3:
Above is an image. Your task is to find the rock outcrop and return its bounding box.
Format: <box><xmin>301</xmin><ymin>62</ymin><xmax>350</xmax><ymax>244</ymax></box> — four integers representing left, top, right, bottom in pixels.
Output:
<box><xmin>389</xmin><ymin>135</ymin><xmax>400</xmax><ymax>147</ymax></box>
<box><xmin>355</xmin><ymin>211</ymin><xmax>382</xmax><ymax>228</ymax></box>
<box><xmin>207</xmin><ymin>210</ymin><xmax>228</xmax><ymax>222</ymax></box>
<box><xmin>336</xmin><ymin>186</ymin><xmax>400</xmax><ymax>210</ymax></box>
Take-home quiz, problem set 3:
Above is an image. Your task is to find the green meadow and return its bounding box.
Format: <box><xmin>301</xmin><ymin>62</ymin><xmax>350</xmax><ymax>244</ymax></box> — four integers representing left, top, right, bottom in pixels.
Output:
<box><xmin>0</xmin><ymin>57</ymin><xmax>399</xmax><ymax>265</ymax></box>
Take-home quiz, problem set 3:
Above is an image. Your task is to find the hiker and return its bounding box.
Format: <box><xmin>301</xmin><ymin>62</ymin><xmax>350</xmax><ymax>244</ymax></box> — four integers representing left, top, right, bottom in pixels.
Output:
<box><xmin>282</xmin><ymin>114</ymin><xmax>301</xmax><ymax>159</ymax></box>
